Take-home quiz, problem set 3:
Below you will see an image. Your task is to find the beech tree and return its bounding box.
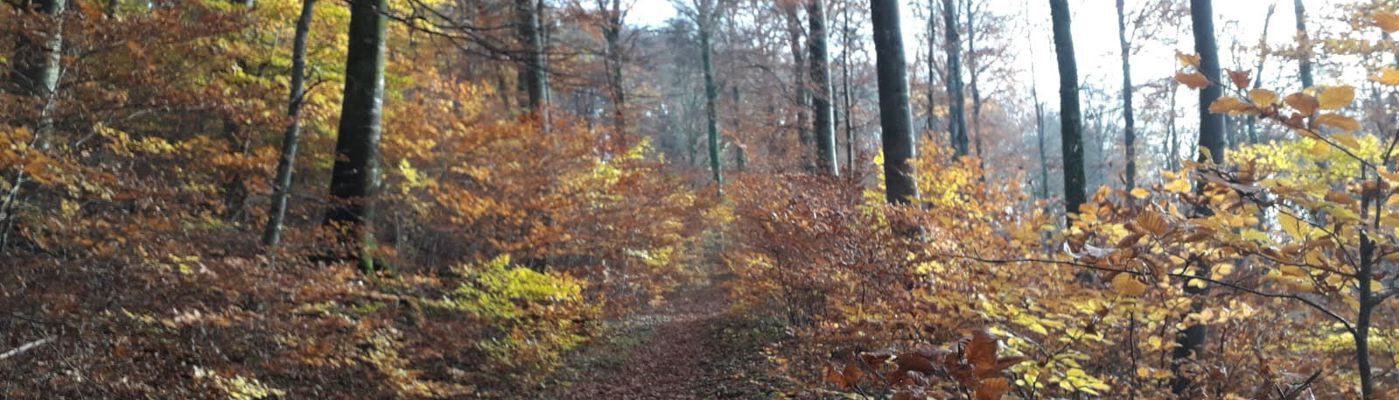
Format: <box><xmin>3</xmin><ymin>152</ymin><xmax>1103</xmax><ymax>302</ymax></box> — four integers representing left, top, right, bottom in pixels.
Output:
<box><xmin>871</xmin><ymin>0</ymin><xmax>918</xmax><ymax>204</ymax></box>
<box><xmin>942</xmin><ymin>0</ymin><xmax>968</xmax><ymax>157</ymax></box>
<box><xmin>808</xmin><ymin>0</ymin><xmax>837</xmax><ymax>176</ymax></box>
<box><xmin>325</xmin><ymin>0</ymin><xmax>389</xmax><ymax>270</ymax></box>
<box><xmin>1115</xmin><ymin>0</ymin><xmax>1137</xmax><ymax>191</ymax></box>
<box><xmin>263</xmin><ymin>0</ymin><xmax>317</xmax><ymax>246</ymax></box>
<box><xmin>1049</xmin><ymin>0</ymin><xmax>1084</xmax><ymax>216</ymax></box>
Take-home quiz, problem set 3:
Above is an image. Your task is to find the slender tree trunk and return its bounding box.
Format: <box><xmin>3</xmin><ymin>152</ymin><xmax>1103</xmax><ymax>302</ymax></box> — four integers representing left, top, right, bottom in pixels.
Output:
<box><xmin>842</xmin><ymin>1</ymin><xmax>855</xmax><ymax>176</ymax></box>
<box><xmin>263</xmin><ymin>0</ymin><xmax>316</xmax><ymax>246</ymax></box>
<box><xmin>1294</xmin><ymin>0</ymin><xmax>1313</xmax><ymax>90</ymax></box>
<box><xmin>1049</xmin><ymin>0</ymin><xmax>1085</xmax><ymax>217</ymax></box>
<box><xmin>1247</xmin><ymin>3</ymin><xmax>1276</xmax><ymax>145</ymax></box>
<box><xmin>808</xmin><ymin>0</ymin><xmax>838</xmax><ymax>176</ymax></box>
<box><xmin>10</xmin><ymin>0</ymin><xmax>66</xmax><ymax>145</ymax></box>
<box><xmin>870</xmin><ymin>0</ymin><xmax>919</xmax><ymax>204</ymax></box>
<box><xmin>325</xmin><ymin>0</ymin><xmax>388</xmax><ymax>271</ymax></box>
<box><xmin>1116</xmin><ymin>0</ymin><xmax>1137</xmax><ymax>191</ymax></box>
<box><xmin>519</xmin><ymin>0</ymin><xmax>547</xmax><ymax>117</ymax></box>
<box><xmin>600</xmin><ymin>0</ymin><xmax>625</xmax><ymax>143</ymax></box>
<box><xmin>925</xmin><ymin>0</ymin><xmax>938</xmax><ymax>142</ymax></box>
<box><xmin>964</xmin><ymin>0</ymin><xmax>983</xmax><ymax>162</ymax></box>
<box><xmin>698</xmin><ymin>0</ymin><xmax>722</xmax><ymax>192</ymax></box>
<box><xmin>941</xmin><ymin>0</ymin><xmax>968</xmax><ymax>157</ymax></box>
<box><xmin>1173</xmin><ymin>0</ymin><xmax>1226</xmax><ymax>394</ymax></box>
<box><xmin>782</xmin><ymin>3</ymin><xmax>813</xmax><ymax>171</ymax></box>
<box><xmin>1169</xmin><ymin>78</ymin><xmax>1180</xmax><ymax>171</ymax></box>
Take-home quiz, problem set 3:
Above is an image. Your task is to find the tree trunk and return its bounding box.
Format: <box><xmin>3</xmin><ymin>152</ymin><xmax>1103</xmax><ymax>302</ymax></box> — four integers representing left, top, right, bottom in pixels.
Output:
<box><xmin>1049</xmin><ymin>0</ymin><xmax>1085</xmax><ymax>217</ymax></box>
<box><xmin>782</xmin><ymin>3</ymin><xmax>813</xmax><ymax>172</ymax></box>
<box><xmin>1168</xmin><ymin>78</ymin><xmax>1180</xmax><ymax>171</ymax></box>
<box><xmin>600</xmin><ymin>0</ymin><xmax>625</xmax><ymax>143</ymax></box>
<box><xmin>1115</xmin><ymin>0</ymin><xmax>1136</xmax><ymax>191</ymax></box>
<box><xmin>964</xmin><ymin>0</ymin><xmax>982</xmax><ymax>162</ymax></box>
<box><xmin>1246</xmin><ymin>4</ymin><xmax>1275</xmax><ymax>145</ymax></box>
<box><xmin>1172</xmin><ymin>0</ymin><xmax>1226</xmax><ymax>394</ymax></box>
<box><xmin>941</xmin><ymin>0</ymin><xmax>968</xmax><ymax>157</ymax></box>
<box><xmin>518</xmin><ymin>0</ymin><xmax>547</xmax><ymax>117</ymax></box>
<box><xmin>263</xmin><ymin>0</ymin><xmax>316</xmax><ymax>246</ymax></box>
<box><xmin>325</xmin><ymin>0</ymin><xmax>388</xmax><ymax>271</ymax></box>
<box><xmin>808</xmin><ymin>0</ymin><xmax>838</xmax><ymax>176</ymax></box>
<box><xmin>698</xmin><ymin>0</ymin><xmax>723</xmax><ymax>192</ymax></box>
<box><xmin>842</xmin><ymin>1</ymin><xmax>855</xmax><ymax>176</ymax></box>
<box><xmin>925</xmin><ymin>0</ymin><xmax>937</xmax><ymax>143</ymax></box>
<box><xmin>9</xmin><ymin>0</ymin><xmax>66</xmax><ymax>145</ymax></box>
<box><xmin>870</xmin><ymin>0</ymin><xmax>919</xmax><ymax>204</ymax></box>
<box><xmin>1294</xmin><ymin>0</ymin><xmax>1313</xmax><ymax>89</ymax></box>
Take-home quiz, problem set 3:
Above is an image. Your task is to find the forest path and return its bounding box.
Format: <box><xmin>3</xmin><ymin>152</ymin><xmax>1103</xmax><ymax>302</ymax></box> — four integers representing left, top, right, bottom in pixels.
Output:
<box><xmin>552</xmin><ymin>277</ymin><xmax>785</xmax><ymax>400</ymax></box>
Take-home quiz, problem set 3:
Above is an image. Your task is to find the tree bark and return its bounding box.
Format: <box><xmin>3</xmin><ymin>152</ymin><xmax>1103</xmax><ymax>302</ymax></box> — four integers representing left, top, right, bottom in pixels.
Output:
<box><xmin>870</xmin><ymin>0</ymin><xmax>919</xmax><ymax>204</ymax></box>
<box><xmin>697</xmin><ymin>0</ymin><xmax>723</xmax><ymax>192</ymax></box>
<box><xmin>325</xmin><ymin>0</ymin><xmax>388</xmax><ymax>271</ymax></box>
<box><xmin>808</xmin><ymin>0</ymin><xmax>838</xmax><ymax>176</ymax></box>
<box><xmin>1294</xmin><ymin>0</ymin><xmax>1313</xmax><ymax>89</ymax></box>
<box><xmin>941</xmin><ymin>0</ymin><xmax>968</xmax><ymax>157</ymax></box>
<box><xmin>599</xmin><ymin>0</ymin><xmax>625</xmax><ymax>143</ymax></box>
<box><xmin>964</xmin><ymin>0</ymin><xmax>982</xmax><ymax>161</ymax></box>
<box><xmin>1049</xmin><ymin>0</ymin><xmax>1085</xmax><ymax>217</ymax></box>
<box><xmin>9</xmin><ymin>0</ymin><xmax>66</xmax><ymax>144</ymax></box>
<box><xmin>1115</xmin><ymin>0</ymin><xmax>1136</xmax><ymax>191</ymax></box>
<box><xmin>1246</xmin><ymin>3</ymin><xmax>1276</xmax><ymax>145</ymax></box>
<box><xmin>263</xmin><ymin>0</ymin><xmax>317</xmax><ymax>246</ymax></box>
<box><xmin>782</xmin><ymin>2</ymin><xmax>813</xmax><ymax>172</ymax></box>
<box><xmin>842</xmin><ymin>1</ymin><xmax>855</xmax><ymax>176</ymax></box>
<box><xmin>1173</xmin><ymin>0</ymin><xmax>1225</xmax><ymax>394</ymax></box>
<box><xmin>519</xmin><ymin>0</ymin><xmax>548</xmax><ymax>116</ymax></box>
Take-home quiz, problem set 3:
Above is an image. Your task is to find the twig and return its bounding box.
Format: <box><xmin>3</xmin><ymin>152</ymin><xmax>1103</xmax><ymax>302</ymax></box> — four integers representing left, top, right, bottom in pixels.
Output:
<box><xmin>0</xmin><ymin>336</ymin><xmax>54</xmax><ymax>362</ymax></box>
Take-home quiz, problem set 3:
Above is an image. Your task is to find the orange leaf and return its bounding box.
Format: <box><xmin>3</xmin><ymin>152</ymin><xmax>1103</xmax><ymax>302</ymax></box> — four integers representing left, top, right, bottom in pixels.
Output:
<box><xmin>1226</xmin><ymin>69</ymin><xmax>1251</xmax><ymax>90</ymax></box>
<box><xmin>1318</xmin><ymin>85</ymin><xmax>1355</xmax><ymax>110</ymax></box>
<box><xmin>1208</xmin><ymin>97</ymin><xmax>1252</xmax><ymax>114</ymax></box>
<box><xmin>1285</xmin><ymin>92</ymin><xmax>1319</xmax><ymax>116</ymax></box>
<box><xmin>1376</xmin><ymin>11</ymin><xmax>1399</xmax><ymax>33</ymax></box>
<box><xmin>975</xmin><ymin>377</ymin><xmax>1012</xmax><ymax>400</ymax></box>
<box><xmin>1175</xmin><ymin>72</ymin><xmax>1211</xmax><ymax>89</ymax></box>
<box><xmin>1316</xmin><ymin>113</ymin><xmax>1360</xmax><ymax>133</ymax></box>
<box><xmin>1176</xmin><ymin>51</ymin><xmax>1201</xmax><ymax>68</ymax></box>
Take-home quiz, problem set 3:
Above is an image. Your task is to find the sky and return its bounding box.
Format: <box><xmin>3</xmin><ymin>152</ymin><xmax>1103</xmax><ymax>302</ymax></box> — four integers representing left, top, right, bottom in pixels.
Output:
<box><xmin>624</xmin><ymin>0</ymin><xmax>1357</xmax><ymax>133</ymax></box>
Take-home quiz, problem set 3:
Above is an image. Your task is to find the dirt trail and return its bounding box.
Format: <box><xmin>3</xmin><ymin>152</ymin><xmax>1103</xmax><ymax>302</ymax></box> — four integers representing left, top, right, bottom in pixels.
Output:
<box><xmin>556</xmin><ymin>281</ymin><xmax>783</xmax><ymax>400</ymax></box>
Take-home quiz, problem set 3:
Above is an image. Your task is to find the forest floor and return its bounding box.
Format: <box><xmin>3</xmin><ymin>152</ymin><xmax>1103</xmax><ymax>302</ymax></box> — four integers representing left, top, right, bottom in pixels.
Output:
<box><xmin>545</xmin><ymin>277</ymin><xmax>790</xmax><ymax>400</ymax></box>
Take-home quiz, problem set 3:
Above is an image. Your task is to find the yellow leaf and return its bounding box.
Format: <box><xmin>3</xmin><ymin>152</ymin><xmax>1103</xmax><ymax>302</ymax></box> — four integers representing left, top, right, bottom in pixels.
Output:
<box><xmin>1165</xmin><ymin>178</ymin><xmax>1192</xmax><ymax>194</ymax></box>
<box><xmin>1209</xmin><ymin>97</ymin><xmax>1252</xmax><ymax>114</ymax></box>
<box><xmin>1376</xmin><ymin>11</ymin><xmax>1399</xmax><ymax>33</ymax></box>
<box><xmin>1308</xmin><ymin>139</ymin><xmax>1331</xmax><ymax>157</ymax></box>
<box><xmin>1176</xmin><ymin>52</ymin><xmax>1201</xmax><ymax>68</ymax></box>
<box><xmin>1130</xmin><ymin>188</ymin><xmax>1150</xmax><ymax>199</ymax></box>
<box><xmin>1316</xmin><ymin>113</ymin><xmax>1360</xmax><ymax>133</ymax></box>
<box><xmin>1175</xmin><ymin>72</ymin><xmax>1211</xmax><ymax>89</ymax></box>
<box><xmin>1248</xmin><ymin>88</ymin><xmax>1279</xmax><ymax>105</ymax></box>
<box><xmin>1331</xmin><ymin>133</ymin><xmax>1363</xmax><ymax>149</ymax></box>
<box><xmin>1285</xmin><ymin>92</ymin><xmax>1320</xmax><ymax>116</ymax></box>
<box><xmin>1319</xmin><ymin>85</ymin><xmax>1355</xmax><ymax>110</ymax></box>
<box><xmin>1372</xmin><ymin>67</ymin><xmax>1399</xmax><ymax>86</ymax></box>
<box><xmin>1279</xmin><ymin>212</ymin><xmax>1306</xmax><ymax>240</ymax></box>
<box><xmin>1112</xmin><ymin>273</ymin><xmax>1149</xmax><ymax>296</ymax></box>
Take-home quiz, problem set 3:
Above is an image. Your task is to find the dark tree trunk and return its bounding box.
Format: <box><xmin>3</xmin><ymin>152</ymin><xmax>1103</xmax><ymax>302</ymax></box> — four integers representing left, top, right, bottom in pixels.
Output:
<box><xmin>325</xmin><ymin>0</ymin><xmax>388</xmax><ymax>271</ymax></box>
<box><xmin>842</xmin><ymin>1</ymin><xmax>855</xmax><ymax>176</ymax></box>
<box><xmin>941</xmin><ymin>0</ymin><xmax>968</xmax><ymax>157</ymax></box>
<box><xmin>1172</xmin><ymin>0</ymin><xmax>1225</xmax><ymax>394</ymax></box>
<box><xmin>925</xmin><ymin>0</ymin><xmax>938</xmax><ymax>143</ymax></box>
<box><xmin>600</xmin><ymin>0</ymin><xmax>625</xmax><ymax>142</ymax></box>
<box><xmin>1049</xmin><ymin>0</ymin><xmax>1085</xmax><ymax>217</ymax></box>
<box><xmin>870</xmin><ymin>0</ymin><xmax>919</xmax><ymax>204</ymax></box>
<box><xmin>698</xmin><ymin>0</ymin><xmax>722</xmax><ymax>191</ymax></box>
<box><xmin>782</xmin><ymin>3</ymin><xmax>813</xmax><ymax>171</ymax></box>
<box><xmin>964</xmin><ymin>0</ymin><xmax>982</xmax><ymax>162</ymax></box>
<box><xmin>519</xmin><ymin>0</ymin><xmax>547</xmax><ymax>116</ymax></box>
<box><xmin>1294</xmin><ymin>0</ymin><xmax>1313</xmax><ymax>89</ymax></box>
<box><xmin>1115</xmin><ymin>0</ymin><xmax>1136</xmax><ymax>191</ymax></box>
<box><xmin>263</xmin><ymin>0</ymin><xmax>317</xmax><ymax>246</ymax></box>
<box><xmin>808</xmin><ymin>0</ymin><xmax>838</xmax><ymax>176</ymax></box>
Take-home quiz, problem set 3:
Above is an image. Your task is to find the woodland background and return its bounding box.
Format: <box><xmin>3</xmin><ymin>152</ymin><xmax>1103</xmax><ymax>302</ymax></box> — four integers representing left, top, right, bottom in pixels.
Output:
<box><xmin>2</xmin><ymin>0</ymin><xmax>1399</xmax><ymax>399</ymax></box>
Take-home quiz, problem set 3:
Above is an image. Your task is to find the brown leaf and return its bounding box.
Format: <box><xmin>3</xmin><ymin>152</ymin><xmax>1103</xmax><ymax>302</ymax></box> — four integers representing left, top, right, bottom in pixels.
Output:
<box><xmin>1209</xmin><ymin>97</ymin><xmax>1253</xmax><ymax>114</ymax></box>
<box><xmin>975</xmin><ymin>377</ymin><xmax>1012</xmax><ymax>400</ymax></box>
<box><xmin>1176</xmin><ymin>51</ymin><xmax>1201</xmax><ymax>68</ymax></box>
<box><xmin>1315</xmin><ymin>113</ymin><xmax>1360</xmax><ymax>133</ymax></box>
<box><xmin>1318</xmin><ymin>86</ymin><xmax>1355</xmax><ymax>110</ymax></box>
<box><xmin>966</xmin><ymin>330</ymin><xmax>1000</xmax><ymax>378</ymax></box>
<box><xmin>1175</xmin><ymin>71</ymin><xmax>1211</xmax><ymax>89</ymax></box>
<box><xmin>1226</xmin><ymin>69</ymin><xmax>1251</xmax><ymax>90</ymax></box>
<box><xmin>1376</xmin><ymin>11</ymin><xmax>1399</xmax><ymax>33</ymax></box>
<box><xmin>1285</xmin><ymin>92</ymin><xmax>1319</xmax><ymax>116</ymax></box>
